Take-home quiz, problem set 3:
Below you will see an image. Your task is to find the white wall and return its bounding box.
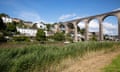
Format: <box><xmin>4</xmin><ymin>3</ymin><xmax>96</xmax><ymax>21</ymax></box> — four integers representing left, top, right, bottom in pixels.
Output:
<box><xmin>16</xmin><ymin>27</ymin><xmax>37</xmax><ymax>37</ymax></box>
<box><xmin>2</xmin><ymin>17</ymin><xmax>12</xmax><ymax>23</ymax></box>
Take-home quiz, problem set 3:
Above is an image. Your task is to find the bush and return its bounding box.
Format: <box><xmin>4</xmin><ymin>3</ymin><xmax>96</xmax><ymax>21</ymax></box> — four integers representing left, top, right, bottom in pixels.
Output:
<box><xmin>53</xmin><ymin>32</ymin><xmax>65</xmax><ymax>41</ymax></box>
<box><xmin>36</xmin><ymin>29</ymin><xmax>46</xmax><ymax>41</ymax></box>
<box><xmin>0</xmin><ymin>32</ymin><xmax>6</xmax><ymax>42</ymax></box>
<box><xmin>65</xmin><ymin>34</ymin><xmax>73</xmax><ymax>42</ymax></box>
<box><xmin>13</xmin><ymin>36</ymin><xmax>30</xmax><ymax>42</ymax></box>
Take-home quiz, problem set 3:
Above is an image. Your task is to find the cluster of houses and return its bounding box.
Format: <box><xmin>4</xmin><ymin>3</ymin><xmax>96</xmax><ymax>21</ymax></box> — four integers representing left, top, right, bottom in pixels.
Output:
<box><xmin>1</xmin><ymin>16</ymin><xmax>47</xmax><ymax>37</ymax></box>
<box><xmin>1</xmin><ymin>16</ymin><xmax>118</xmax><ymax>41</ymax></box>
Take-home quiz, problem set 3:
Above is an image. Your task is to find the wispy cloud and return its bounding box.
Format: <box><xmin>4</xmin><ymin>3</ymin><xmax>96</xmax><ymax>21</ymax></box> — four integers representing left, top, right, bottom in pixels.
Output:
<box><xmin>17</xmin><ymin>11</ymin><xmax>41</xmax><ymax>22</ymax></box>
<box><xmin>103</xmin><ymin>22</ymin><xmax>117</xmax><ymax>35</ymax></box>
<box><xmin>72</xmin><ymin>16</ymin><xmax>81</xmax><ymax>19</ymax></box>
<box><xmin>78</xmin><ymin>20</ymin><xmax>117</xmax><ymax>35</ymax></box>
<box><xmin>59</xmin><ymin>13</ymin><xmax>76</xmax><ymax>21</ymax></box>
<box><xmin>113</xmin><ymin>8</ymin><xmax>120</xmax><ymax>11</ymax></box>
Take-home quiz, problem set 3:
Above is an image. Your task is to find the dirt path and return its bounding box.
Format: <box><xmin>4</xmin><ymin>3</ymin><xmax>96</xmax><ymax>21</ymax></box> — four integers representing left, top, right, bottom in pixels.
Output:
<box><xmin>62</xmin><ymin>49</ymin><xmax>120</xmax><ymax>72</ymax></box>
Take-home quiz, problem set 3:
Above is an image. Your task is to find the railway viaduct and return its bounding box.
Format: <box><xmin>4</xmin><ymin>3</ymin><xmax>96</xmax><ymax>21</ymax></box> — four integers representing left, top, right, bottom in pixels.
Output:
<box><xmin>55</xmin><ymin>10</ymin><xmax>120</xmax><ymax>42</ymax></box>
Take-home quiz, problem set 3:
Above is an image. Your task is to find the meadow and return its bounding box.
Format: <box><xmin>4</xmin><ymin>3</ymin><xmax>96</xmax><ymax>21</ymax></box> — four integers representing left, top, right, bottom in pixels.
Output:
<box><xmin>0</xmin><ymin>41</ymin><xmax>120</xmax><ymax>72</ymax></box>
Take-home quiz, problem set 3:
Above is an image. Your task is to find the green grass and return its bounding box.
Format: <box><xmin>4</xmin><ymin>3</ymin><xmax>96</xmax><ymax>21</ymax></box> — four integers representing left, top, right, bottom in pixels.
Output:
<box><xmin>0</xmin><ymin>41</ymin><xmax>120</xmax><ymax>72</ymax></box>
<box><xmin>104</xmin><ymin>54</ymin><xmax>120</xmax><ymax>72</ymax></box>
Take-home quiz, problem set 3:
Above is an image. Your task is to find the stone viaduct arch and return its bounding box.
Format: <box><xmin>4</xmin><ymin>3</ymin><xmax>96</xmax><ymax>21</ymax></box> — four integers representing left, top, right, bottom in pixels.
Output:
<box><xmin>55</xmin><ymin>10</ymin><xmax>120</xmax><ymax>42</ymax></box>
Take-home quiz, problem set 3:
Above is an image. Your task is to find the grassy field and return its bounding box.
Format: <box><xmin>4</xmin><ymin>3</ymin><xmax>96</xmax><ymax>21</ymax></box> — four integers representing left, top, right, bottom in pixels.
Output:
<box><xmin>104</xmin><ymin>54</ymin><xmax>120</xmax><ymax>72</ymax></box>
<box><xmin>0</xmin><ymin>41</ymin><xmax>120</xmax><ymax>72</ymax></box>
<box><xmin>0</xmin><ymin>41</ymin><xmax>65</xmax><ymax>48</ymax></box>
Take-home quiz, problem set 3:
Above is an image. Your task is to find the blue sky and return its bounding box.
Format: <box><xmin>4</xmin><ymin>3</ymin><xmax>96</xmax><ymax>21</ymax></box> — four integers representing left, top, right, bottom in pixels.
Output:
<box><xmin>0</xmin><ymin>0</ymin><xmax>120</xmax><ymax>22</ymax></box>
<box><xmin>0</xmin><ymin>0</ymin><xmax>120</xmax><ymax>35</ymax></box>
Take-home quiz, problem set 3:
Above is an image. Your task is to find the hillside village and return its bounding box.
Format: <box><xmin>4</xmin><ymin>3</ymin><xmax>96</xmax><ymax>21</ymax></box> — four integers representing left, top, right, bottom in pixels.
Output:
<box><xmin>0</xmin><ymin>13</ymin><xmax>118</xmax><ymax>43</ymax></box>
<box><xmin>2</xmin><ymin>15</ymin><xmax>47</xmax><ymax>36</ymax></box>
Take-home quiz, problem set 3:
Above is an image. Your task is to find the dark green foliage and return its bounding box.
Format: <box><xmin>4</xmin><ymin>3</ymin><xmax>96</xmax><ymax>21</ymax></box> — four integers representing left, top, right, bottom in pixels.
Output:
<box><xmin>0</xmin><ymin>32</ymin><xmax>6</xmax><ymax>42</ymax></box>
<box><xmin>90</xmin><ymin>34</ymin><xmax>97</xmax><ymax>41</ymax></box>
<box><xmin>53</xmin><ymin>32</ymin><xmax>65</xmax><ymax>41</ymax></box>
<box><xmin>80</xmin><ymin>28</ymin><xmax>85</xmax><ymax>35</ymax></box>
<box><xmin>0</xmin><ymin>18</ymin><xmax>7</xmax><ymax>42</ymax></box>
<box><xmin>77</xmin><ymin>26</ymin><xmax>80</xmax><ymax>32</ymax></box>
<box><xmin>36</xmin><ymin>29</ymin><xmax>46</xmax><ymax>41</ymax></box>
<box><xmin>13</xmin><ymin>36</ymin><xmax>30</xmax><ymax>41</ymax></box>
<box><xmin>0</xmin><ymin>17</ymin><xmax>6</xmax><ymax>31</ymax></box>
<box><xmin>0</xmin><ymin>13</ymin><xmax>9</xmax><ymax>17</ymax></box>
<box><xmin>46</xmin><ymin>24</ymin><xmax>52</xmax><ymax>31</ymax></box>
<box><xmin>6</xmin><ymin>22</ymin><xmax>17</xmax><ymax>32</ymax></box>
<box><xmin>67</xmin><ymin>23</ymin><xmax>74</xmax><ymax>29</ymax></box>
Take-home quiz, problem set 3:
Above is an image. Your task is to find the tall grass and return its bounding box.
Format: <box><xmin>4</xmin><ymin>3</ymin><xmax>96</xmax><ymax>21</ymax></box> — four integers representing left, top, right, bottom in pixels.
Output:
<box><xmin>0</xmin><ymin>41</ymin><xmax>119</xmax><ymax>72</ymax></box>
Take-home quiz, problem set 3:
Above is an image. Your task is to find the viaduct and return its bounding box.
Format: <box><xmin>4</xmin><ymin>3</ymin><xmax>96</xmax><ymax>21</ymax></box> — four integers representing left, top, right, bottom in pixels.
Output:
<box><xmin>54</xmin><ymin>10</ymin><xmax>120</xmax><ymax>42</ymax></box>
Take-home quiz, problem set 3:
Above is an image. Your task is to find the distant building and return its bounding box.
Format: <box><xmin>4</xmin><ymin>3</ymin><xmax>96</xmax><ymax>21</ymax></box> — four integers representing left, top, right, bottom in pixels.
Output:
<box><xmin>23</xmin><ymin>21</ymin><xmax>33</xmax><ymax>27</ymax></box>
<box><xmin>44</xmin><ymin>31</ymin><xmax>54</xmax><ymax>37</ymax></box>
<box><xmin>16</xmin><ymin>27</ymin><xmax>37</xmax><ymax>37</ymax></box>
<box><xmin>71</xmin><ymin>33</ymin><xmax>85</xmax><ymax>41</ymax></box>
<box><xmin>35</xmin><ymin>22</ymin><xmax>46</xmax><ymax>29</ymax></box>
<box><xmin>2</xmin><ymin>17</ymin><xmax>12</xmax><ymax>23</ymax></box>
<box><xmin>88</xmin><ymin>32</ymin><xmax>99</xmax><ymax>40</ymax></box>
<box><xmin>12</xmin><ymin>18</ymin><xmax>22</xmax><ymax>23</ymax></box>
<box><xmin>105</xmin><ymin>35</ymin><xmax>118</xmax><ymax>41</ymax></box>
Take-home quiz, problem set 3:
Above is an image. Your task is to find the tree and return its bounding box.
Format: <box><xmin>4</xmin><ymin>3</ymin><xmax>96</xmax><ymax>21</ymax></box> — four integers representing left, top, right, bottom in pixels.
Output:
<box><xmin>67</xmin><ymin>23</ymin><xmax>74</xmax><ymax>29</ymax></box>
<box><xmin>0</xmin><ymin>13</ymin><xmax>9</xmax><ymax>17</ymax></box>
<box><xmin>0</xmin><ymin>17</ymin><xmax>6</xmax><ymax>30</ymax></box>
<box><xmin>80</xmin><ymin>28</ymin><xmax>85</xmax><ymax>35</ymax></box>
<box><xmin>53</xmin><ymin>32</ymin><xmax>65</xmax><ymax>41</ymax></box>
<box><xmin>77</xmin><ymin>26</ymin><xmax>80</xmax><ymax>32</ymax></box>
<box><xmin>6</xmin><ymin>22</ymin><xmax>16</xmax><ymax>32</ymax></box>
<box><xmin>90</xmin><ymin>32</ymin><xmax>97</xmax><ymax>41</ymax></box>
<box><xmin>0</xmin><ymin>18</ymin><xmax>7</xmax><ymax>42</ymax></box>
<box><xmin>46</xmin><ymin>24</ymin><xmax>52</xmax><ymax>31</ymax></box>
<box><xmin>36</xmin><ymin>29</ymin><xmax>46</xmax><ymax>41</ymax></box>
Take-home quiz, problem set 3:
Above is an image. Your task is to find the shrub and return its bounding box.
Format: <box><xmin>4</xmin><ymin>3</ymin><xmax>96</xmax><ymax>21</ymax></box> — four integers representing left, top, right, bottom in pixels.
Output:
<box><xmin>53</xmin><ymin>32</ymin><xmax>65</xmax><ymax>41</ymax></box>
<box><xmin>36</xmin><ymin>29</ymin><xmax>46</xmax><ymax>41</ymax></box>
<box><xmin>0</xmin><ymin>32</ymin><xmax>6</xmax><ymax>42</ymax></box>
<box><xmin>13</xmin><ymin>36</ymin><xmax>30</xmax><ymax>42</ymax></box>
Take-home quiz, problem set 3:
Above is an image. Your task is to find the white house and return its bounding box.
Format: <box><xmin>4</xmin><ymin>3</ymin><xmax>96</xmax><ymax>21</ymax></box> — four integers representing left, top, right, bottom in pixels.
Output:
<box><xmin>16</xmin><ymin>27</ymin><xmax>37</xmax><ymax>37</ymax></box>
<box><xmin>2</xmin><ymin>17</ymin><xmax>12</xmax><ymax>23</ymax></box>
<box><xmin>35</xmin><ymin>22</ymin><xmax>46</xmax><ymax>29</ymax></box>
<box><xmin>71</xmin><ymin>33</ymin><xmax>85</xmax><ymax>41</ymax></box>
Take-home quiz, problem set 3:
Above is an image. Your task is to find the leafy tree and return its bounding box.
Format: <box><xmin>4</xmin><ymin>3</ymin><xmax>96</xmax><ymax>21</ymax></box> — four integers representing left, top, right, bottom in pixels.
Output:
<box><xmin>6</xmin><ymin>22</ymin><xmax>16</xmax><ymax>32</ymax></box>
<box><xmin>0</xmin><ymin>13</ymin><xmax>9</xmax><ymax>17</ymax></box>
<box><xmin>80</xmin><ymin>28</ymin><xmax>85</xmax><ymax>35</ymax></box>
<box><xmin>15</xmin><ymin>21</ymin><xmax>24</xmax><ymax>28</ymax></box>
<box><xmin>0</xmin><ymin>18</ymin><xmax>7</xmax><ymax>42</ymax></box>
<box><xmin>36</xmin><ymin>29</ymin><xmax>46</xmax><ymax>41</ymax></box>
<box><xmin>46</xmin><ymin>24</ymin><xmax>52</xmax><ymax>31</ymax></box>
<box><xmin>53</xmin><ymin>32</ymin><xmax>65</xmax><ymax>41</ymax></box>
<box><xmin>90</xmin><ymin>32</ymin><xmax>97</xmax><ymax>41</ymax></box>
<box><xmin>77</xmin><ymin>26</ymin><xmax>80</xmax><ymax>32</ymax></box>
<box><xmin>67</xmin><ymin>23</ymin><xmax>74</xmax><ymax>29</ymax></box>
<box><xmin>0</xmin><ymin>17</ymin><xmax>6</xmax><ymax>30</ymax></box>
